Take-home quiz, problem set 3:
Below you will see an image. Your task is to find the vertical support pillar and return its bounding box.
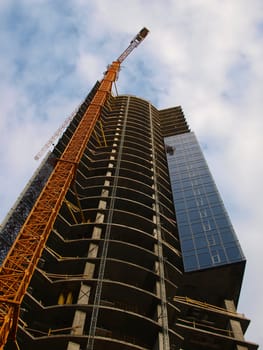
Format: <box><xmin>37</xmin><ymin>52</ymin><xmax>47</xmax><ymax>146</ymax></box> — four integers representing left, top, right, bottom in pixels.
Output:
<box><xmin>86</xmin><ymin>97</ymin><xmax>130</xmax><ymax>350</ymax></box>
<box><xmin>149</xmin><ymin>104</ymin><xmax>170</xmax><ymax>350</ymax></box>
<box><xmin>153</xmin><ymin>282</ymin><xmax>165</xmax><ymax>350</ymax></box>
<box><xmin>224</xmin><ymin>300</ymin><xmax>248</xmax><ymax>350</ymax></box>
<box><xmin>67</xmin><ymin>342</ymin><xmax>80</xmax><ymax>350</ymax></box>
<box><xmin>67</xmin><ymin>239</ymin><xmax>99</xmax><ymax>349</ymax></box>
<box><xmin>67</xmin><ymin>284</ymin><xmax>92</xmax><ymax>350</ymax></box>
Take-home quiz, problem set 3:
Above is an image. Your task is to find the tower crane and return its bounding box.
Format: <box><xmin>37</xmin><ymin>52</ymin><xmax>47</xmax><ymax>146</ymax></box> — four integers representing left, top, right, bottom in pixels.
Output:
<box><xmin>0</xmin><ymin>27</ymin><xmax>149</xmax><ymax>349</ymax></box>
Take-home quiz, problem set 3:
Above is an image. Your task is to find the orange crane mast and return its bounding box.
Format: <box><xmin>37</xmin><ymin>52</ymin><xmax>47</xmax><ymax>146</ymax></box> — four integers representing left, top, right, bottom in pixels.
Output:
<box><xmin>0</xmin><ymin>27</ymin><xmax>149</xmax><ymax>349</ymax></box>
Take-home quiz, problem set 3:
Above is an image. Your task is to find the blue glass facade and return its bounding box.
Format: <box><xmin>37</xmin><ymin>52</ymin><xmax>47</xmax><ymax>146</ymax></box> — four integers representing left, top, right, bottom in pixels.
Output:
<box><xmin>165</xmin><ymin>132</ymin><xmax>245</xmax><ymax>272</ymax></box>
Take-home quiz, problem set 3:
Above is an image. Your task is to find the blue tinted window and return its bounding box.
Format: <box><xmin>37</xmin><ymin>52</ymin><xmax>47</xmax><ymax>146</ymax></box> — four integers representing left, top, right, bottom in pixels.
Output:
<box><xmin>213</xmin><ymin>248</ymin><xmax>227</xmax><ymax>263</ymax></box>
<box><xmin>182</xmin><ymin>239</ymin><xmax>195</xmax><ymax>250</ymax></box>
<box><xmin>174</xmin><ymin>191</ymin><xmax>185</xmax><ymax>200</ymax></box>
<box><xmin>226</xmin><ymin>246</ymin><xmax>241</xmax><ymax>261</ymax></box>
<box><xmin>173</xmin><ymin>182</ymin><xmax>182</xmax><ymax>190</ymax></box>
<box><xmin>196</xmin><ymin>196</ymin><xmax>207</xmax><ymax>206</ymax></box>
<box><xmin>220</xmin><ymin>230</ymin><xmax>235</xmax><ymax>243</ymax></box>
<box><xmin>198</xmin><ymin>253</ymin><xmax>212</xmax><ymax>267</ymax></box>
<box><xmin>204</xmin><ymin>184</ymin><xmax>215</xmax><ymax>193</ymax></box>
<box><xmin>199</xmin><ymin>208</ymin><xmax>210</xmax><ymax>217</ymax></box>
<box><xmin>186</xmin><ymin>198</ymin><xmax>197</xmax><ymax>209</ymax></box>
<box><xmin>191</xmin><ymin>223</ymin><xmax>203</xmax><ymax>234</ymax></box>
<box><xmin>203</xmin><ymin>220</ymin><xmax>216</xmax><ymax>231</ymax></box>
<box><xmin>184</xmin><ymin>189</ymin><xmax>194</xmax><ymax>198</ymax></box>
<box><xmin>175</xmin><ymin>200</ymin><xmax>186</xmax><ymax>210</ymax></box>
<box><xmin>207</xmin><ymin>194</ymin><xmax>219</xmax><ymax>204</ymax></box>
<box><xmin>188</xmin><ymin>211</ymin><xmax>200</xmax><ymax>221</ymax></box>
<box><xmin>195</xmin><ymin>236</ymin><xmax>207</xmax><ymax>249</ymax></box>
<box><xmin>184</xmin><ymin>255</ymin><xmax>198</xmax><ymax>269</ymax></box>
<box><xmin>179</xmin><ymin>224</ymin><xmax>191</xmax><ymax>236</ymax></box>
<box><xmin>182</xmin><ymin>180</ymin><xmax>192</xmax><ymax>187</ymax></box>
<box><xmin>215</xmin><ymin>217</ymin><xmax>229</xmax><ymax>228</ymax></box>
<box><xmin>165</xmin><ymin>132</ymin><xmax>245</xmax><ymax>272</ymax></box>
<box><xmin>207</xmin><ymin>233</ymin><xmax>220</xmax><ymax>245</ymax></box>
<box><xmin>201</xmin><ymin>175</ymin><xmax>211</xmax><ymax>184</ymax></box>
<box><xmin>211</xmin><ymin>205</ymin><xmax>225</xmax><ymax>216</ymax></box>
<box><xmin>176</xmin><ymin>212</ymin><xmax>188</xmax><ymax>223</ymax></box>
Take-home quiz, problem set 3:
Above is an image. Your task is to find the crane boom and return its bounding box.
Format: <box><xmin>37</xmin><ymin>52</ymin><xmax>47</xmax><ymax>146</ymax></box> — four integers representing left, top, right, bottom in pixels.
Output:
<box><xmin>0</xmin><ymin>27</ymin><xmax>149</xmax><ymax>349</ymax></box>
<box><xmin>117</xmin><ymin>27</ymin><xmax>149</xmax><ymax>63</ymax></box>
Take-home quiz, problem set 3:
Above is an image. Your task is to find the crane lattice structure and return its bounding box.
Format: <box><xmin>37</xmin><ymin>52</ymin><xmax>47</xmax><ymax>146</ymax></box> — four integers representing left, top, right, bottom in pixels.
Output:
<box><xmin>0</xmin><ymin>27</ymin><xmax>149</xmax><ymax>349</ymax></box>
<box><xmin>34</xmin><ymin>104</ymin><xmax>81</xmax><ymax>161</ymax></box>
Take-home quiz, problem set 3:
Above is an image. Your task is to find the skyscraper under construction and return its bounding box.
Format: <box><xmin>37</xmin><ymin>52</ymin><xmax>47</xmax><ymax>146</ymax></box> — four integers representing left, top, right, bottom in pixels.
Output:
<box><xmin>0</xmin><ymin>29</ymin><xmax>258</xmax><ymax>350</ymax></box>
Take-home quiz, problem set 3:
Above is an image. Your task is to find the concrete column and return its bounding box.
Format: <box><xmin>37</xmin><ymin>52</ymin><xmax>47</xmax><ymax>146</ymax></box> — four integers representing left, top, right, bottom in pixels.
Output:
<box><xmin>156</xmin><ymin>281</ymin><xmax>161</xmax><ymax>298</ymax></box>
<box><xmin>98</xmin><ymin>200</ymin><xmax>107</xmax><ymax>210</ymax></box>
<box><xmin>101</xmin><ymin>189</ymin><xmax>109</xmax><ymax>197</ymax></box>
<box><xmin>92</xmin><ymin>226</ymin><xmax>102</xmax><ymax>239</ymax></box>
<box><xmin>67</xmin><ymin>284</ymin><xmax>92</xmax><ymax>349</ymax></box>
<box><xmin>152</xmin><ymin>332</ymin><xmax>164</xmax><ymax>350</ymax></box>
<box><xmin>224</xmin><ymin>300</ymin><xmax>248</xmax><ymax>350</ymax></box>
<box><xmin>77</xmin><ymin>283</ymin><xmax>91</xmax><ymax>304</ymax></box>
<box><xmin>88</xmin><ymin>243</ymin><xmax>98</xmax><ymax>258</ymax></box>
<box><xmin>83</xmin><ymin>262</ymin><xmax>95</xmax><ymax>278</ymax></box>
<box><xmin>104</xmin><ymin>180</ymin><xmax>110</xmax><ymax>187</ymax></box>
<box><xmin>71</xmin><ymin>310</ymin><xmax>86</xmax><ymax>335</ymax></box>
<box><xmin>95</xmin><ymin>212</ymin><xmax>104</xmax><ymax>224</ymax></box>
<box><xmin>67</xmin><ymin>341</ymin><xmax>80</xmax><ymax>350</ymax></box>
<box><xmin>155</xmin><ymin>260</ymin><xmax>160</xmax><ymax>275</ymax></box>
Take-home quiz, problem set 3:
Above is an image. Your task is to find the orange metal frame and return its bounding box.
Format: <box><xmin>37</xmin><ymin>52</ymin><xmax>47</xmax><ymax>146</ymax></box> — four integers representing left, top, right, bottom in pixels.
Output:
<box><xmin>0</xmin><ymin>61</ymin><xmax>120</xmax><ymax>349</ymax></box>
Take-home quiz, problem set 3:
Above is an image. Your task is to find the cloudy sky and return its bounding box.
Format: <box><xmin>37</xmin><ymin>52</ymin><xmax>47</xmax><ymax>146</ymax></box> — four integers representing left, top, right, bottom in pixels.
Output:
<box><xmin>0</xmin><ymin>0</ymin><xmax>262</xmax><ymax>346</ymax></box>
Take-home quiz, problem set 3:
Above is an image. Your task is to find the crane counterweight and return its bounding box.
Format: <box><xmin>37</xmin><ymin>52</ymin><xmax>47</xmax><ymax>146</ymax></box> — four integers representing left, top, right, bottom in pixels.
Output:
<box><xmin>130</xmin><ymin>27</ymin><xmax>149</xmax><ymax>44</ymax></box>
